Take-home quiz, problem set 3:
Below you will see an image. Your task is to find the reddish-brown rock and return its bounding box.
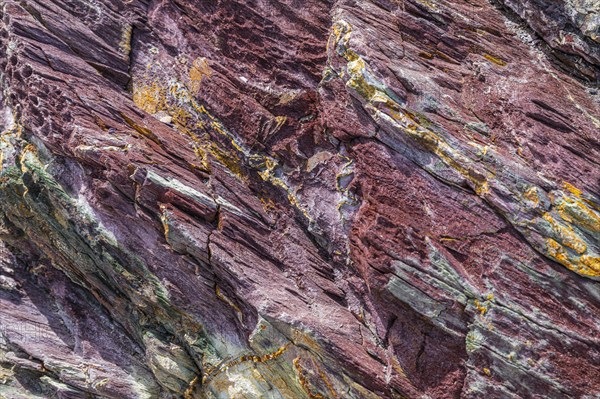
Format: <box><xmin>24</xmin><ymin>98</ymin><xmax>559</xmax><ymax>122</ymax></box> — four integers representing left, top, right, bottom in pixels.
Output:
<box><xmin>0</xmin><ymin>0</ymin><xmax>598</xmax><ymax>398</ymax></box>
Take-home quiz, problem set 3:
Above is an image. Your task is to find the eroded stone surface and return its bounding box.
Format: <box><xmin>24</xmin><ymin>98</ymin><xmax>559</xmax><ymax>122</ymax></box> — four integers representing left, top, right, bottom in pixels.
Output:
<box><xmin>0</xmin><ymin>0</ymin><xmax>598</xmax><ymax>398</ymax></box>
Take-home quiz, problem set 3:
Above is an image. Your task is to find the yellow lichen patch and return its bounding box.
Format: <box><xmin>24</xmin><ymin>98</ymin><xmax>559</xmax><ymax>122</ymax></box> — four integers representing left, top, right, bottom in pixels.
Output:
<box><xmin>189</xmin><ymin>57</ymin><xmax>212</xmax><ymax>93</ymax></box>
<box><xmin>473</xmin><ymin>299</ymin><xmax>489</xmax><ymax>316</ymax></box>
<box><xmin>254</xmin><ymin>156</ymin><xmax>312</xmax><ymax>221</ymax></box>
<box><xmin>580</xmin><ymin>255</ymin><xmax>600</xmax><ymax>274</ymax></box>
<box><xmin>119</xmin><ymin>25</ymin><xmax>132</xmax><ymax>55</ymax></box>
<box><xmin>440</xmin><ymin>236</ymin><xmax>461</xmax><ymax>243</ymax></box>
<box><xmin>330</xmin><ymin>22</ymin><xmax>493</xmax><ymax>198</ymax></box>
<box><xmin>478</xmin><ymin>145</ymin><xmax>489</xmax><ymax>158</ymax></box>
<box><xmin>287</xmin><ymin>329</ymin><xmax>324</xmax><ymax>357</ymax></box>
<box><xmin>482</xmin><ymin>53</ymin><xmax>507</xmax><ymax>67</ymax></box>
<box><xmin>542</xmin><ymin>213</ymin><xmax>587</xmax><ymax>254</ymax></box>
<box><xmin>473</xmin><ymin>178</ymin><xmax>490</xmax><ymax>195</ymax></box>
<box><xmin>206</xmin><ymin>143</ymin><xmax>246</xmax><ymax>181</ymax></box>
<box><xmin>563</xmin><ymin>182</ymin><xmax>582</xmax><ymax>198</ymax></box>
<box><xmin>346</xmin><ymin>57</ymin><xmax>377</xmax><ymax>100</ymax></box>
<box><xmin>545</xmin><ymin>239</ymin><xmax>600</xmax><ymax>278</ymax></box>
<box><xmin>18</xmin><ymin>143</ymin><xmax>38</xmax><ymax>173</ymax></box>
<box><xmin>132</xmin><ymin>82</ymin><xmax>168</xmax><ymax>115</ymax></box>
<box><xmin>523</xmin><ymin>186</ymin><xmax>540</xmax><ymax>207</ymax></box>
<box><xmin>190</xmin><ymin>102</ymin><xmax>249</xmax><ymax>157</ymax></box>
<box><xmin>415</xmin><ymin>0</ymin><xmax>438</xmax><ymax>9</ymax></box>
<box><xmin>332</xmin><ymin>20</ymin><xmax>352</xmax><ymax>50</ymax></box>
<box><xmin>130</xmin><ymin>72</ymin><xmax>312</xmax><ymax>223</ymax></box>
<box><xmin>273</xmin><ymin>115</ymin><xmax>287</xmax><ymax>134</ymax></box>
<box><xmin>259</xmin><ymin>196</ymin><xmax>276</xmax><ymax>213</ymax></box>
<box><xmin>474</xmin><ymin>299</ymin><xmax>487</xmax><ymax>316</ymax></box>
<box><xmin>120</xmin><ymin>113</ymin><xmax>162</xmax><ymax>146</ymax></box>
<box><xmin>159</xmin><ymin>204</ymin><xmax>170</xmax><ymax>242</ymax></box>
<box><xmin>546</xmin><ymin>238</ymin><xmax>570</xmax><ymax>265</ymax></box>
<box><xmin>555</xmin><ymin>195</ymin><xmax>600</xmax><ymax>234</ymax></box>
<box><xmin>332</xmin><ymin>22</ymin><xmax>404</xmax><ymax>107</ymax></box>
<box><xmin>169</xmin><ymin>106</ymin><xmax>192</xmax><ymax>128</ymax></box>
<box><xmin>389</xmin><ymin>92</ymin><xmax>491</xmax><ymax>197</ymax></box>
<box><xmin>133</xmin><ymin>77</ymin><xmax>245</xmax><ymax>179</ymax></box>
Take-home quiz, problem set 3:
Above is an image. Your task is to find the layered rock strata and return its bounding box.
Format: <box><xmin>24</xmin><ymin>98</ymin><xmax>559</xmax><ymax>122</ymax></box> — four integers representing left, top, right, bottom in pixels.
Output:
<box><xmin>0</xmin><ymin>0</ymin><xmax>598</xmax><ymax>398</ymax></box>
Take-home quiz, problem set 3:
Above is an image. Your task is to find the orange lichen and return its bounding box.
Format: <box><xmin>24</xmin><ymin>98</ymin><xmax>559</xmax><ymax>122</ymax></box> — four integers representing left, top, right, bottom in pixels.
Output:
<box><xmin>555</xmin><ymin>196</ymin><xmax>600</xmax><ymax>234</ymax></box>
<box><xmin>293</xmin><ymin>357</ymin><xmax>326</xmax><ymax>399</ymax></box>
<box><xmin>546</xmin><ymin>239</ymin><xmax>600</xmax><ymax>278</ymax></box>
<box><xmin>542</xmin><ymin>213</ymin><xmax>587</xmax><ymax>254</ymax></box>
<box><xmin>203</xmin><ymin>344</ymin><xmax>291</xmax><ymax>384</ymax></box>
<box><xmin>440</xmin><ymin>236</ymin><xmax>461</xmax><ymax>243</ymax></box>
<box><xmin>312</xmin><ymin>358</ymin><xmax>339</xmax><ymax>399</ymax></box>
<box><xmin>93</xmin><ymin>113</ymin><xmax>108</xmax><ymax>131</ymax></box>
<box><xmin>474</xmin><ymin>299</ymin><xmax>488</xmax><ymax>316</ymax></box>
<box><xmin>546</xmin><ymin>238</ymin><xmax>570</xmax><ymax>265</ymax></box>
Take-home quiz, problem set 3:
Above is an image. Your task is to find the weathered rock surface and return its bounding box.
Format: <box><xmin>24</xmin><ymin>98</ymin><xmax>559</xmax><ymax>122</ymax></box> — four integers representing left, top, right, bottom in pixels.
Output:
<box><xmin>0</xmin><ymin>0</ymin><xmax>598</xmax><ymax>398</ymax></box>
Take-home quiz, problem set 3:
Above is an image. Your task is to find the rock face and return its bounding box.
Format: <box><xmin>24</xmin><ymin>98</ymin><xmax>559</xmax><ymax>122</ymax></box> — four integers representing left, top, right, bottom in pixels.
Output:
<box><xmin>0</xmin><ymin>0</ymin><xmax>598</xmax><ymax>397</ymax></box>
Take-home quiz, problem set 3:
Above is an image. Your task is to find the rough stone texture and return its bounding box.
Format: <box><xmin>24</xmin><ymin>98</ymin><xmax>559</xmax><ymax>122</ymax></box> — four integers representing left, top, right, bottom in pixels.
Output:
<box><xmin>0</xmin><ymin>0</ymin><xmax>598</xmax><ymax>398</ymax></box>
